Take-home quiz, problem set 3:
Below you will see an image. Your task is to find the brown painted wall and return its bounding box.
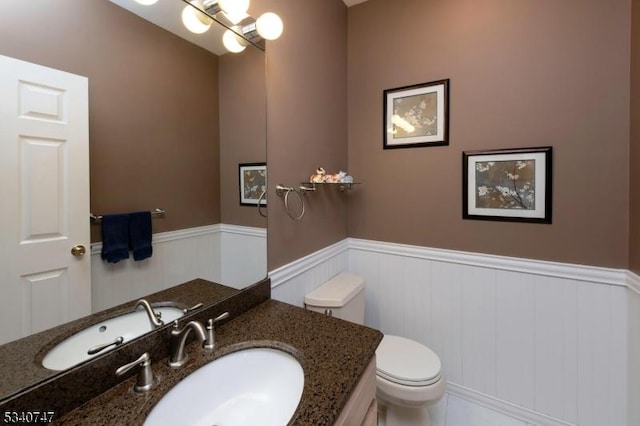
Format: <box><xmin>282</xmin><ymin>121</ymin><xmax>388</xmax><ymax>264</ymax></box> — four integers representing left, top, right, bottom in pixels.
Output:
<box><xmin>0</xmin><ymin>1</ymin><xmax>221</xmax><ymax>242</ymax></box>
<box><xmin>4</xmin><ymin>0</ymin><xmax>631</xmax><ymax>271</ymax></box>
<box><xmin>255</xmin><ymin>0</ymin><xmax>349</xmax><ymax>269</ymax></box>
<box><xmin>219</xmin><ymin>47</ymin><xmax>267</xmax><ymax>228</ymax></box>
<box><xmin>348</xmin><ymin>0</ymin><xmax>631</xmax><ymax>268</ymax></box>
<box><xmin>631</xmin><ymin>0</ymin><xmax>640</xmax><ymax>274</ymax></box>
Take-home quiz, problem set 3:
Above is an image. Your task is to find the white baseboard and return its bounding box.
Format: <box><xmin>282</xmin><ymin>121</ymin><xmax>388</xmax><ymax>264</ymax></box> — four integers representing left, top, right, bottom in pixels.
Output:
<box><xmin>447</xmin><ymin>383</ymin><xmax>575</xmax><ymax>426</ymax></box>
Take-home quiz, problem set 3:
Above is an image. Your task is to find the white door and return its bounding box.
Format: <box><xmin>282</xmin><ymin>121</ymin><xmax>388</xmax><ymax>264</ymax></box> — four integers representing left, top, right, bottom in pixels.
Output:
<box><xmin>0</xmin><ymin>55</ymin><xmax>91</xmax><ymax>345</ymax></box>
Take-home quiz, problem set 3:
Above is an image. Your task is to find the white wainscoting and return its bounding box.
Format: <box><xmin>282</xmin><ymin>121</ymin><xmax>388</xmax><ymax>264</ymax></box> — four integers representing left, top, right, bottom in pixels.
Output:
<box><xmin>219</xmin><ymin>224</ymin><xmax>267</xmax><ymax>289</ymax></box>
<box><xmin>628</xmin><ymin>272</ymin><xmax>640</xmax><ymax>426</ymax></box>
<box><xmin>269</xmin><ymin>240</ymin><xmax>350</xmax><ymax>305</ymax></box>
<box><xmin>270</xmin><ymin>238</ymin><xmax>635</xmax><ymax>426</ymax></box>
<box><xmin>91</xmin><ymin>224</ymin><xmax>266</xmax><ymax>312</ymax></box>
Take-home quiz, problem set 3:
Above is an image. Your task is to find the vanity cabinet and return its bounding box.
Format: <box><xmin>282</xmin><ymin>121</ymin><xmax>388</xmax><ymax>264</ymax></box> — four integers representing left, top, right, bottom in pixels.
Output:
<box><xmin>334</xmin><ymin>356</ymin><xmax>377</xmax><ymax>426</ymax></box>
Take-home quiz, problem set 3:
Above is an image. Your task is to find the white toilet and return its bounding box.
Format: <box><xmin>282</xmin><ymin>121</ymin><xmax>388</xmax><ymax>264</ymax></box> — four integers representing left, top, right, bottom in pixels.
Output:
<box><xmin>305</xmin><ymin>273</ymin><xmax>446</xmax><ymax>426</ymax></box>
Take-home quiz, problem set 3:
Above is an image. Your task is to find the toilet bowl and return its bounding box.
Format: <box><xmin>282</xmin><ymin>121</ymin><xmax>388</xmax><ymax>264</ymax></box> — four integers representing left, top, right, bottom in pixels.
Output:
<box><xmin>375</xmin><ymin>335</ymin><xmax>445</xmax><ymax>426</ymax></box>
<box><xmin>305</xmin><ymin>273</ymin><xmax>446</xmax><ymax>426</ymax></box>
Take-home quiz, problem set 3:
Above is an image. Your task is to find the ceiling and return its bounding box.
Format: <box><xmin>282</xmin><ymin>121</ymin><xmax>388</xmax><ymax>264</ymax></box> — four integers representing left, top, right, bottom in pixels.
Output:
<box><xmin>109</xmin><ymin>0</ymin><xmax>228</xmax><ymax>55</ymax></box>
<box><xmin>343</xmin><ymin>0</ymin><xmax>369</xmax><ymax>6</ymax></box>
<box><xmin>109</xmin><ymin>0</ymin><xmax>369</xmax><ymax>56</ymax></box>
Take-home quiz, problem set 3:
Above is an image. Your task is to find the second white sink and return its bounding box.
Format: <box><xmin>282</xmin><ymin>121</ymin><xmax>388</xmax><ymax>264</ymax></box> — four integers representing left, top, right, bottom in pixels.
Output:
<box><xmin>42</xmin><ymin>306</ymin><xmax>184</xmax><ymax>371</ymax></box>
<box><xmin>144</xmin><ymin>347</ymin><xmax>304</xmax><ymax>426</ymax></box>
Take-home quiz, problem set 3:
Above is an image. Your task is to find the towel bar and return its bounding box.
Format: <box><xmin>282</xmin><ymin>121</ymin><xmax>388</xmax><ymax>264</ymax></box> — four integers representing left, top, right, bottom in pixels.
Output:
<box><xmin>90</xmin><ymin>208</ymin><xmax>165</xmax><ymax>224</ymax></box>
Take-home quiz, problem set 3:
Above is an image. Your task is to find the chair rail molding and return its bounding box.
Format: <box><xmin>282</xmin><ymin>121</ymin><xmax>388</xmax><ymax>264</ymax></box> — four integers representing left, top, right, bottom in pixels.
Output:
<box><xmin>626</xmin><ymin>269</ymin><xmax>640</xmax><ymax>295</ymax></box>
<box><xmin>348</xmin><ymin>238</ymin><xmax>628</xmax><ymax>288</ymax></box>
<box><xmin>269</xmin><ymin>239</ymin><xmax>350</xmax><ymax>288</ymax></box>
<box><xmin>90</xmin><ymin>224</ymin><xmax>223</xmax><ymax>255</ymax></box>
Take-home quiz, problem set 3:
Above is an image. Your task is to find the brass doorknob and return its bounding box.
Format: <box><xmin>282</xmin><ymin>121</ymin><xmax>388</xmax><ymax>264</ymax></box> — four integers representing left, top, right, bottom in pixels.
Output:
<box><xmin>71</xmin><ymin>245</ymin><xmax>86</xmax><ymax>257</ymax></box>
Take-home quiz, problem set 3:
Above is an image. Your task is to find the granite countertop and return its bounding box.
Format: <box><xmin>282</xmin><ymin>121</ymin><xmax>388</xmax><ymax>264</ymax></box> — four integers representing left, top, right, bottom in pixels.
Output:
<box><xmin>54</xmin><ymin>299</ymin><xmax>383</xmax><ymax>426</ymax></box>
<box><xmin>0</xmin><ymin>279</ymin><xmax>239</xmax><ymax>402</ymax></box>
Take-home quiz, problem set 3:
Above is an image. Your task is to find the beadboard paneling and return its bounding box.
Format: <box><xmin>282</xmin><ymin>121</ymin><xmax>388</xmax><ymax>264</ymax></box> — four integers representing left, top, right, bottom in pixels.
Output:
<box><xmin>219</xmin><ymin>224</ymin><xmax>267</xmax><ymax>288</ymax></box>
<box><xmin>495</xmin><ymin>270</ymin><xmax>535</xmax><ymax>409</ymax></box>
<box><xmin>91</xmin><ymin>225</ymin><xmax>265</xmax><ymax>312</ymax></box>
<box><xmin>430</xmin><ymin>261</ymin><xmax>464</xmax><ymax>386</ymax></box>
<box><xmin>269</xmin><ymin>240</ymin><xmax>349</xmax><ymax>306</ymax></box>
<box><xmin>461</xmin><ymin>265</ymin><xmax>497</xmax><ymax>396</ymax></box>
<box><xmin>349</xmin><ymin>238</ymin><xmax>628</xmax><ymax>426</ymax></box>
<box><xmin>628</xmin><ymin>277</ymin><xmax>640</xmax><ymax>426</ymax></box>
<box><xmin>269</xmin><ymin>237</ymin><xmax>632</xmax><ymax>426</ymax></box>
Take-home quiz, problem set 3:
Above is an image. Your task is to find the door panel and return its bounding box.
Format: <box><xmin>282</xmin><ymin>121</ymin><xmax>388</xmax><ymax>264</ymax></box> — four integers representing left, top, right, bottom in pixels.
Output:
<box><xmin>0</xmin><ymin>55</ymin><xmax>90</xmax><ymax>345</ymax></box>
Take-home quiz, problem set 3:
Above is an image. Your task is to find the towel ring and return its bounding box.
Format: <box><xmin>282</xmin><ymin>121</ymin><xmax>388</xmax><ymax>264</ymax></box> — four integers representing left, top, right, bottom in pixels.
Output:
<box><xmin>284</xmin><ymin>188</ymin><xmax>305</xmax><ymax>220</ymax></box>
<box><xmin>257</xmin><ymin>190</ymin><xmax>267</xmax><ymax>218</ymax></box>
<box><xmin>276</xmin><ymin>185</ymin><xmax>305</xmax><ymax>220</ymax></box>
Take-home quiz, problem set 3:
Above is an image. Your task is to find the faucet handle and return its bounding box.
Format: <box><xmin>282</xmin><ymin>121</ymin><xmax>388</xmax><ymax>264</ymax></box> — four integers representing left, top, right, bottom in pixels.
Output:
<box><xmin>183</xmin><ymin>302</ymin><xmax>204</xmax><ymax>314</ymax></box>
<box><xmin>213</xmin><ymin>311</ymin><xmax>230</xmax><ymax>323</ymax></box>
<box><xmin>115</xmin><ymin>352</ymin><xmax>154</xmax><ymax>393</ymax></box>
<box><xmin>204</xmin><ymin>312</ymin><xmax>230</xmax><ymax>350</ymax></box>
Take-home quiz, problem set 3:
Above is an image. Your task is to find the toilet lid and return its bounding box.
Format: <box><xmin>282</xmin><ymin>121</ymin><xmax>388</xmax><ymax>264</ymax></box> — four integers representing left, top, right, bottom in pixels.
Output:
<box><xmin>376</xmin><ymin>335</ymin><xmax>442</xmax><ymax>387</ymax></box>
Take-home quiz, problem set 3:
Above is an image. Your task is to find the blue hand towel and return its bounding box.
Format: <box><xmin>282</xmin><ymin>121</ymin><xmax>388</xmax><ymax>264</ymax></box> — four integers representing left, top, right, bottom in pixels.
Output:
<box><xmin>129</xmin><ymin>211</ymin><xmax>153</xmax><ymax>261</ymax></box>
<box><xmin>100</xmin><ymin>214</ymin><xmax>130</xmax><ymax>263</ymax></box>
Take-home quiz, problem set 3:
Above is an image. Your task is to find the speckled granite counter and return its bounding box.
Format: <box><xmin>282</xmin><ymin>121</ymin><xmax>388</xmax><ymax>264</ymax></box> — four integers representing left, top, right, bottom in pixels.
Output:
<box><xmin>0</xmin><ymin>279</ymin><xmax>242</xmax><ymax>412</ymax></box>
<box><xmin>54</xmin><ymin>299</ymin><xmax>383</xmax><ymax>426</ymax></box>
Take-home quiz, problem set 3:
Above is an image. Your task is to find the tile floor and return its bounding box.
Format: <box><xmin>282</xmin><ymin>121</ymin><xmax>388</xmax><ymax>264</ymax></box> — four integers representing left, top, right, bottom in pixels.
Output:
<box><xmin>428</xmin><ymin>393</ymin><xmax>535</xmax><ymax>426</ymax></box>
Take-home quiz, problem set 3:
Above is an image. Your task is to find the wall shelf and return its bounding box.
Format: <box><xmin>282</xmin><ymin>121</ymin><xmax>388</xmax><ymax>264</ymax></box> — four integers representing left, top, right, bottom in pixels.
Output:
<box><xmin>301</xmin><ymin>182</ymin><xmax>361</xmax><ymax>192</ymax></box>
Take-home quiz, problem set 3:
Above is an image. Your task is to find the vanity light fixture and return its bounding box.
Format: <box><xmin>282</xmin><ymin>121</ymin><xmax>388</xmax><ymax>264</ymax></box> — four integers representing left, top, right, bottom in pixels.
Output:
<box><xmin>219</xmin><ymin>11</ymin><xmax>282</xmax><ymax>54</ymax></box>
<box><xmin>196</xmin><ymin>0</ymin><xmax>284</xmax><ymax>52</ymax></box>
<box><xmin>182</xmin><ymin>0</ymin><xmax>213</xmax><ymax>34</ymax></box>
<box><xmin>137</xmin><ymin>0</ymin><xmax>283</xmax><ymax>52</ymax></box>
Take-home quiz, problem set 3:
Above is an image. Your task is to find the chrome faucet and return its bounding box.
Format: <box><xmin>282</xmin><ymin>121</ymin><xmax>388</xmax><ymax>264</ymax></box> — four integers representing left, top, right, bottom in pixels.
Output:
<box><xmin>168</xmin><ymin>320</ymin><xmax>206</xmax><ymax>368</ymax></box>
<box><xmin>115</xmin><ymin>352</ymin><xmax>154</xmax><ymax>393</ymax></box>
<box><xmin>135</xmin><ymin>299</ymin><xmax>164</xmax><ymax>328</ymax></box>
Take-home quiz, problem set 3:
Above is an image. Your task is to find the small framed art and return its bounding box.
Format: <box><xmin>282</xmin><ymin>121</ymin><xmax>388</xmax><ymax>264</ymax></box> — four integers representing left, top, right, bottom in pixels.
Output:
<box><xmin>239</xmin><ymin>162</ymin><xmax>267</xmax><ymax>206</ymax></box>
<box><xmin>383</xmin><ymin>79</ymin><xmax>449</xmax><ymax>149</ymax></box>
<box><xmin>462</xmin><ymin>147</ymin><xmax>552</xmax><ymax>223</ymax></box>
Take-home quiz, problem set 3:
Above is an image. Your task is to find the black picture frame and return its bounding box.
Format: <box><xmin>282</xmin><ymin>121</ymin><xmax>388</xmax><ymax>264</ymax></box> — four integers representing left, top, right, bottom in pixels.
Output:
<box><xmin>383</xmin><ymin>79</ymin><xmax>450</xmax><ymax>149</ymax></box>
<box><xmin>239</xmin><ymin>162</ymin><xmax>267</xmax><ymax>206</ymax></box>
<box><xmin>462</xmin><ymin>147</ymin><xmax>552</xmax><ymax>223</ymax></box>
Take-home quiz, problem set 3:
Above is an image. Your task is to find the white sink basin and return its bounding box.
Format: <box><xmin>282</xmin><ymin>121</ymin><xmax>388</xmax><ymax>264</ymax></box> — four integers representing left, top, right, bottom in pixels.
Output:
<box><xmin>42</xmin><ymin>306</ymin><xmax>184</xmax><ymax>371</ymax></box>
<box><xmin>144</xmin><ymin>348</ymin><xmax>304</xmax><ymax>426</ymax></box>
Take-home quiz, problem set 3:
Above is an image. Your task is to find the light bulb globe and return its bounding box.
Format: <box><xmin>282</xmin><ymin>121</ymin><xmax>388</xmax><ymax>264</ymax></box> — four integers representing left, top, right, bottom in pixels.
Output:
<box><xmin>219</xmin><ymin>0</ymin><xmax>250</xmax><ymax>16</ymax></box>
<box><xmin>134</xmin><ymin>0</ymin><xmax>158</xmax><ymax>5</ymax></box>
<box><xmin>181</xmin><ymin>3</ymin><xmax>212</xmax><ymax>34</ymax></box>
<box><xmin>222</xmin><ymin>30</ymin><xmax>247</xmax><ymax>53</ymax></box>
<box><xmin>256</xmin><ymin>12</ymin><xmax>283</xmax><ymax>40</ymax></box>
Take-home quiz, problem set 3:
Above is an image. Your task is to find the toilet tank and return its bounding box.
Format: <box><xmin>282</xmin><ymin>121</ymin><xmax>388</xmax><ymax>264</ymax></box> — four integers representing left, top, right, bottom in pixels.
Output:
<box><xmin>304</xmin><ymin>272</ymin><xmax>365</xmax><ymax>325</ymax></box>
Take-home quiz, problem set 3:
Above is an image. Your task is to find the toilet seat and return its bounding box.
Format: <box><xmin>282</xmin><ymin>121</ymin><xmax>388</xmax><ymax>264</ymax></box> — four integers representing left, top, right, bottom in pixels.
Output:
<box><xmin>376</xmin><ymin>335</ymin><xmax>442</xmax><ymax>387</ymax></box>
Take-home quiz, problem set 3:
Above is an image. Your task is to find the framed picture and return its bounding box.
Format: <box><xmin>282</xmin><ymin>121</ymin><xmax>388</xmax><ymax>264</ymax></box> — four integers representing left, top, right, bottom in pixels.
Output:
<box><xmin>239</xmin><ymin>162</ymin><xmax>267</xmax><ymax>206</ymax></box>
<box><xmin>462</xmin><ymin>147</ymin><xmax>552</xmax><ymax>223</ymax></box>
<box><xmin>383</xmin><ymin>79</ymin><xmax>449</xmax><ymax>149</ymax></box>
